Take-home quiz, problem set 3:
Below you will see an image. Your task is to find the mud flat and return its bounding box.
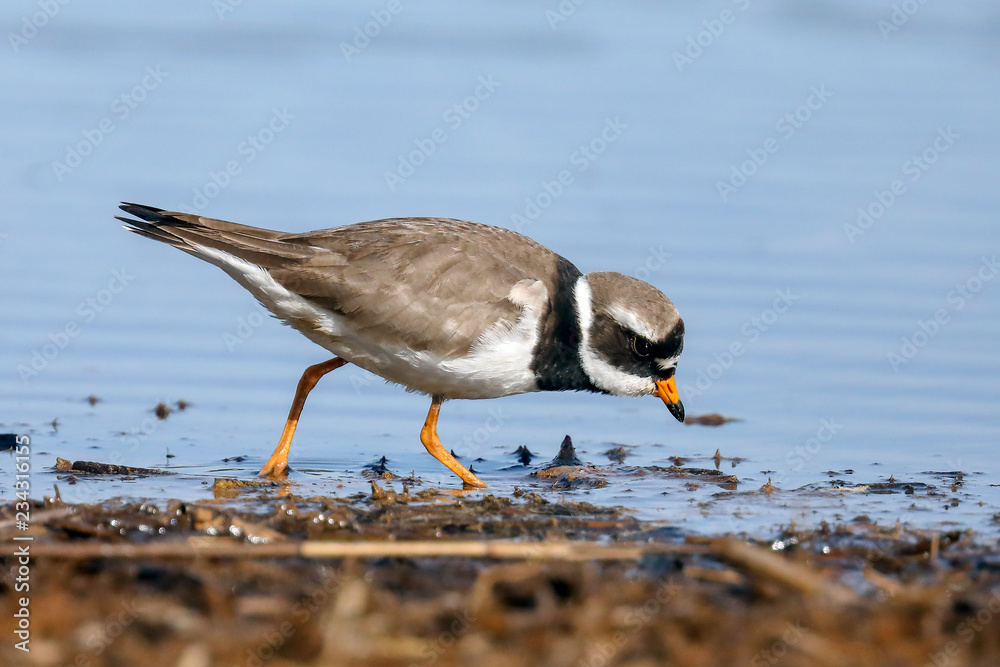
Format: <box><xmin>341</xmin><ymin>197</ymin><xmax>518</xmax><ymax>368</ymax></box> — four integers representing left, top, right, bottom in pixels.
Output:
<box><xmin>2</xmin><ymin>483</ymin><xmax>1000</xmax><ymax>667</ymax></box>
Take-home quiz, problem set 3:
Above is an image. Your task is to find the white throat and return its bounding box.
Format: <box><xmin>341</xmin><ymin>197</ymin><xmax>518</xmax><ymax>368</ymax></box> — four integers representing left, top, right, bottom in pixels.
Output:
<box><xmin>574</xmin><ymin>275</ymin><xmax>656</xmax><ymax>397</ymax></box>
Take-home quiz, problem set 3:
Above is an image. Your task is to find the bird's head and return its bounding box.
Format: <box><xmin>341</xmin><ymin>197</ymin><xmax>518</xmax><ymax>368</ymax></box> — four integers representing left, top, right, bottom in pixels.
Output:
<box><xmin>575</xmin><ymin>271</ymin><xmax>685</xmax><ymax>421</ymax></box>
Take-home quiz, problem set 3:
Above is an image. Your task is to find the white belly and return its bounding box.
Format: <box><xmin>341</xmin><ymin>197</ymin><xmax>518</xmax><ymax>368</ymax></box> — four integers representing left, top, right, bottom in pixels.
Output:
<box><xmin>196</xmin><ymin>246</ymin><xmax>544</xmax><ymax>399</ymax></box>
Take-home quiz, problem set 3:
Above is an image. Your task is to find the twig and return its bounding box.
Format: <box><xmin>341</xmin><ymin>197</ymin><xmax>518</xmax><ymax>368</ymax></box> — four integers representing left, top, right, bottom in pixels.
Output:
<box><xmin>24</xmin><ymin>538</ymin><xmax>710</xmax><ymax>561</ymax></box>
<box><xmin>711</xmin><ymin>537</ymin><xmax>858</xmax><ymax>605</ymax></box>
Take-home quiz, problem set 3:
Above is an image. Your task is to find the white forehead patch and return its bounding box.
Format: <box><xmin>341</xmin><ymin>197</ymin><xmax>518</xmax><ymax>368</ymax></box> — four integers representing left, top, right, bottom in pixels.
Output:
<box><xmin>605</xmin><ymin>304</ymin><xmax>658</xmax><ymax>341</ymax></box>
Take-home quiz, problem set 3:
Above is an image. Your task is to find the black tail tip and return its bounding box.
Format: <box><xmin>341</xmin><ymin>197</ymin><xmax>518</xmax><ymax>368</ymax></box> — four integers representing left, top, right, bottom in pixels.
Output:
<box><xmin>118</xmin><ymin>202</ymin><xmax>165</xmax><ymax>220</ymax></box>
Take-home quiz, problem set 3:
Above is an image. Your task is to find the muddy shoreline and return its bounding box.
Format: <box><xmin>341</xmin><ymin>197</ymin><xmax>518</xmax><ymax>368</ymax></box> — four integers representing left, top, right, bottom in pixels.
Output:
<box><xmin>3</xmin><ymin>487</ymin><xmax>1000</xmax><ymax>667</ymax></box>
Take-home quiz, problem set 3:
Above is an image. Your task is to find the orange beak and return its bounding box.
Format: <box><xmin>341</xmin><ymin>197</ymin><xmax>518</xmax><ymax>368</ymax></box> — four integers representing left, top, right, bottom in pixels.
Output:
<box><xmin>655</xmin><ymin>377</ymin><xmax>685</xmax><ymax>422</ymax></box>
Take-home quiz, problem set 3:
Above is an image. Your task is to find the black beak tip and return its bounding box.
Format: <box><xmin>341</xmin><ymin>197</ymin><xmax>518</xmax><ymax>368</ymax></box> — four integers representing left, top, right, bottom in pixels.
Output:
<box><xmin>668</xmin><ymin>400</ymin><xmax>685</xmax><ymax>423</ymax></box>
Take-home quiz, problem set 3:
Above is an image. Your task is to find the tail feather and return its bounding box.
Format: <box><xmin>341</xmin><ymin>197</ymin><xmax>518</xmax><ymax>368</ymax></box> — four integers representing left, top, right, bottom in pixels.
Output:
<box><xmin>117</xmin><ymin>203</ymin><xmax>189</xmax><ymax>248</ymax></box>
<box><xmin>116</xmin><ymin>203</ymin><xmax>318</xmax><ymax>268</ymax></box>
<box><xmin>119</xmin><ymin>202</ymin><xmax>179</xmax><ymax>223</ymax></box>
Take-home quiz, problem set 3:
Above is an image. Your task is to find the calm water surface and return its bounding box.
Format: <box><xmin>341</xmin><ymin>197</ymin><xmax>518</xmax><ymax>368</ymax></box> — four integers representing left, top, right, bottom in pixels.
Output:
<box><xmin>2</xmin><ymin>1</ymin><xmax>999</xmax><ymax>537</ymax></box>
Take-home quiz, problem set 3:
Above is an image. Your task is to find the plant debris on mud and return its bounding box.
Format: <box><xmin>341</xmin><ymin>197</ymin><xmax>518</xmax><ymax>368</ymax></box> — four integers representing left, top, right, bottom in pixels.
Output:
<box><xmin>2</xmin><ymin>488</ymin><xmax>1000</xmax><ymax>667</ymax></box>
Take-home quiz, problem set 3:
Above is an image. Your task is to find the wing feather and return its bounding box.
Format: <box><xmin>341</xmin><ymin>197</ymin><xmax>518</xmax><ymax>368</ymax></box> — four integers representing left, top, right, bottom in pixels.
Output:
<box><xmin>119</xmin><ymin>206</ymin><xmax>565</xmax><ymax>359</ymax></box>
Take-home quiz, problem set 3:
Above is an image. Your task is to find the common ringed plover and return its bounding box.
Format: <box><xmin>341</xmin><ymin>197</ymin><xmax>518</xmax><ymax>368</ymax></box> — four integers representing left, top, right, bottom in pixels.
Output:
<box><xmin>117</xmin><ymin>203</ymin><xmax>685</xmax><ymax>487</ymax></box>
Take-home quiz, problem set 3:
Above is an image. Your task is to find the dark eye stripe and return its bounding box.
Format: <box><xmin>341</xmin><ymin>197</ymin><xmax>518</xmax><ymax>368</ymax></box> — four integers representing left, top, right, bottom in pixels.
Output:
<box><xmin>648</xmin><ymin>327</ymin><xmax>683</xmax><ymax>359</ymax></box>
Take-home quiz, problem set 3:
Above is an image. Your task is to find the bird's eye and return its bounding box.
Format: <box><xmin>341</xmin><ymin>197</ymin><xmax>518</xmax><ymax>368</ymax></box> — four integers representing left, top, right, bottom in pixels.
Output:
<box><xmin>631</xmin><ymin>337</ymin><xmax>651</xmax><ymax>358</ymax></box>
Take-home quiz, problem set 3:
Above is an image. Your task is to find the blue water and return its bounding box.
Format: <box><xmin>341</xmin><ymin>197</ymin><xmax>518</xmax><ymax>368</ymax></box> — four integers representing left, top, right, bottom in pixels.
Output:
<box><xmin>2</xmin><ymin>1</ymin><xmax>998</xmax><ymax>537</ymax></box>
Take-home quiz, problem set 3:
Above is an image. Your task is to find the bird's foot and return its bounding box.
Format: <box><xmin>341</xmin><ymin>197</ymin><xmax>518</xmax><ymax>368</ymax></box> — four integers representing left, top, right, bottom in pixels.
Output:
<box><xmin>258</xmin><ymin>456</ymin><xmax>289</xmax><ymax>479</ymax></box>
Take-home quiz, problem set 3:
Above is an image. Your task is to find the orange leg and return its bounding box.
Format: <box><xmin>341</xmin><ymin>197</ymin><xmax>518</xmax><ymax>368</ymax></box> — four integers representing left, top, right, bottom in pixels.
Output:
<box><xmin>420</xmin><ymin>396</ymin><xmax>487</xmax><ymax>488</ymax></box>
<box><xmin>259</xmin><ymin>357</ymin><xmax>347</xmax><ymax>478</ymax></box>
